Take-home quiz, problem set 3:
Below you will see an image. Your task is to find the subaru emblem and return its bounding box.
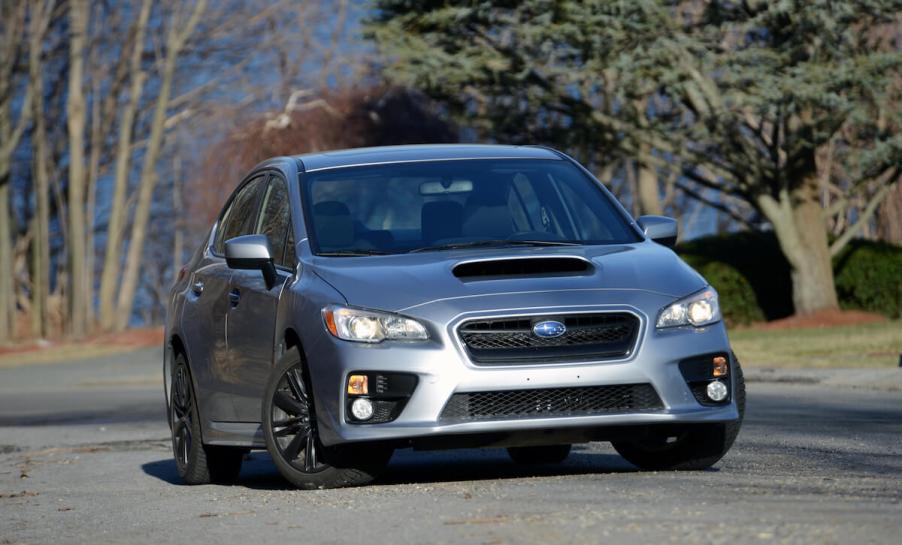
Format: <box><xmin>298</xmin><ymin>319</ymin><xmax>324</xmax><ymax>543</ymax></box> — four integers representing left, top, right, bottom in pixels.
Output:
<box><xmin>533</xmin><ymin>320</ymin><xmax>566</xmax><ymax>338</ymax></box>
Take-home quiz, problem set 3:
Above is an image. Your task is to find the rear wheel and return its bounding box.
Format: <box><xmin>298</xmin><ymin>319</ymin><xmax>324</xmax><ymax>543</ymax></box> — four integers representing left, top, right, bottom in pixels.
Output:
<box><xmin>612</xmin><ymin>357</ymin><xmax>746</xmax><ymax>471</ymax></box>
<box><xmin>507</xmin><ymin>444</ymin><xmax>572</xmax><ymax>464</ymax></box>
<box><xmin>262</xmin><ymin>346</ymin><xmax>392</xmax><ymax>489</ymax></box>
<box><xmin>170</xmin><ymin>353</ymin><xmax>244</xmax><ymax>484</ymax></box>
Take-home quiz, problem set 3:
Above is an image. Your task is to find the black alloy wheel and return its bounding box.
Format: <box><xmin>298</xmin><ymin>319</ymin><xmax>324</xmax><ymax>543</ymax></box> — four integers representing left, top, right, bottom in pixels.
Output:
<box><xmin>170</xmin><ymin>353</ymin><xmax>244</xmax><ymax>484</ymax></box>
<box><xmin>262</xmin><ymin>346</ymin><xmax>392</xmax><ymax>489</ymax></box>
<box><xmin>269</xmin><ymin>365</ymin><xmax>328</xmax><ymax>473</ymax></box>
<box><xmin>171</xmin><ymin>362</ymin><xmax>194</xmax><ymax>468</ymax></box>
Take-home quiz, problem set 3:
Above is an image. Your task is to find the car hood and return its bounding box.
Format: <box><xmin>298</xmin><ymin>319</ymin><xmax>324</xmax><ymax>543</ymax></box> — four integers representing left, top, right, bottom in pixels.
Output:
<box><xmin>308</xmin><ymin>242</ymin><xmax>706</xmax><ymax>313</ymax></box>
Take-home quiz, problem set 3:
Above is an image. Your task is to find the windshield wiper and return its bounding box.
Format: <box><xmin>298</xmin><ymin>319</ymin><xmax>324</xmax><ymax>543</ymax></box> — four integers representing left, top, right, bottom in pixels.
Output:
<box><xmin>407</xmin><ymin>239</ymin><xmax>581</xmax><ymax>253</ymax></box>
<box><xmin>318</xmin><ymin>249</ymin><xmax>390</xmax><ymax>257</ymax></box>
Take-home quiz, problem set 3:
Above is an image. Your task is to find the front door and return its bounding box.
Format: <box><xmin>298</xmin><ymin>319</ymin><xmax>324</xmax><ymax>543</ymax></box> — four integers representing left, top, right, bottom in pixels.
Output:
<box><xmin>226</xmin><ymin>174</ymin><xmax>295</xmax><ymax>421</ymax></box>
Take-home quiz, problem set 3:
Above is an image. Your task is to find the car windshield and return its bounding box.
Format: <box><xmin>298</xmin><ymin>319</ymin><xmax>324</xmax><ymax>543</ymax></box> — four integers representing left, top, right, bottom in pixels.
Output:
<box><xmin>300</xmin><ymin>159</ymin><xmax>640</xmax><ymax>255</ymax></box>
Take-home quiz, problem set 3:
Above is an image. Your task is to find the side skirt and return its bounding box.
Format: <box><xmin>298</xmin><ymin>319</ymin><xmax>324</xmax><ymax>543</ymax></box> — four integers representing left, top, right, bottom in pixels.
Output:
<box><xmin>205</xmin><ymin>420</ymin><xmax>265</xmax><ymax>448</ymax></box>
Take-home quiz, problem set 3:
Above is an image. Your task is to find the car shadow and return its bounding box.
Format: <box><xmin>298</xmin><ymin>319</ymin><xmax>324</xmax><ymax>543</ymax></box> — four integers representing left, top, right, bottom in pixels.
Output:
<box><xmin>141</xmin><ymin>445</ymin><xmax>643</xmax><ymax>490</ymax></box>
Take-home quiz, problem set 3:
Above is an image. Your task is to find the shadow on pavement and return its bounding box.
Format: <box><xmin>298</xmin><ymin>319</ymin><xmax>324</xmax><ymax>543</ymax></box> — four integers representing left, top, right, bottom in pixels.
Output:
<box><xmin>141</xmin><ymin>445</ymin><xmax>642</xmax><ymax>490</ymax></box>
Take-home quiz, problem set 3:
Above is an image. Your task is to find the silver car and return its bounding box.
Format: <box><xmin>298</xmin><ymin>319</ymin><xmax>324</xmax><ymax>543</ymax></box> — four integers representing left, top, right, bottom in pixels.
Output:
<box><xmin>164</xmin><ymin>144</ymin><xmax>744</xmax><ymax>489</ymax></box>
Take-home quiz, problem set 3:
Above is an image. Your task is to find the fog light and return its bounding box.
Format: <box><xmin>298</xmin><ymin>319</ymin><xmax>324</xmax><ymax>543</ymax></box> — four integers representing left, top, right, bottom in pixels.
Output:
<box><xmin>347</xmin><ymin>374</ymin><xmax>368</xmax><ymax>395</ymax></box>
<box><xmin>713</xmin><ymin>356</ymin><xmax>728</xmax><ymax>377</ymax></box>
<box><xmin>706</xmin><ymin>380</ymin><xmax>728</xmax><ymax>402</ymax></box>
<box><xmin>350</xmin><ymin>398</ymin><xmax>374</xmax><ymax>420</ymax></box>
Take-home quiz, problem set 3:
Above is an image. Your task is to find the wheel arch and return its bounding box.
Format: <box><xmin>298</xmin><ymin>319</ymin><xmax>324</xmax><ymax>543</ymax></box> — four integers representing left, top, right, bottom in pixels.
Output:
<box><xmin>283</xmin><ymin>327</ymin><xmax>302</xmax><ymax>355</ymax></box>
<box><xmin>163</xmin><ymin>334</ymin><xmax>188</xmax><ymax>420</ymax></box>
<box><xmin>165</xmin><ymin>333</ymin><xmax>208</xmax><ymax>440</ymax></box>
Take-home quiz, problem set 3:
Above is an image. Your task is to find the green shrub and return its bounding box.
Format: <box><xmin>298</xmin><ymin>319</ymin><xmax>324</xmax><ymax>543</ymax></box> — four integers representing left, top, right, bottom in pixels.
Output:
<box><xmin>678</xmin><ymin>232</ymin><xmax>902</xmax><ymax>322</ymax></box>
<box><xmin>678</xmin><ymin>231</ymin><xmax>792</xmax><ymax>321</ymax></box>
<box><xmin>680</xmin><ymin>255</ymin><xmax>765</xmax><ymax>326</ymax></box>
<box><xmin>834</xmin><ymin>240</ymin><xmax>902</xmax><ymax>319</ymax></box>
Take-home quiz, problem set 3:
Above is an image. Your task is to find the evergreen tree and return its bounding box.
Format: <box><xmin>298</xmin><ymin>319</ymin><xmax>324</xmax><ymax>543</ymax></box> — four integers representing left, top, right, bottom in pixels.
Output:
<box><xmin>370</xmin><ymin>0</ymin><xmax>902</xmax><ymax>315</ymax></box>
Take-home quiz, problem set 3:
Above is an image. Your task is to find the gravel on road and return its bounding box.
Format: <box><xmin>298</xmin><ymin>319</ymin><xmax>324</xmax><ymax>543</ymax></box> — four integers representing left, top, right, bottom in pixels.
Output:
<box><xmin>1</xmin><ymin>349</ymin><xmax>900</xmax><ymax>545</ymax></box>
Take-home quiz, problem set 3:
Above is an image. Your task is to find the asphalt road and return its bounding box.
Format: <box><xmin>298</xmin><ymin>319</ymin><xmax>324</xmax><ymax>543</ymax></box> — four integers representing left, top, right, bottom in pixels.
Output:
<box><xmin>1</xmin><ymin>348</ymin><xmax>900</xmax><ymax>545</ymax></box>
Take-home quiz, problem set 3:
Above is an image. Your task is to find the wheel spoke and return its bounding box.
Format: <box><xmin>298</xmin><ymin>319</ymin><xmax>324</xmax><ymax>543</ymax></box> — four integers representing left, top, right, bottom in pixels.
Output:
<box><xmin>274</xmin><ymin>424</ymin><xmax>301</xmax><ymax>437</ymax></box>
<box><xmin>286</xmin><ymin>369</ymin><xmax>308</xmax><ymax>404</ymax></box>
<box><xmin>273</xmin><ymin>391</ymin><xmax>306</xmax><ymax>415</ymax></box>
<box><xmin>304</xmin><ymin>431</ymin><xmax>317</xmax><ymax>472</ymax></box>
<box><xmin>273</xmin><ymin>416</ymin><xmax>304</xmax><ymax>427</ymax></box>
<box><xmin>282</xmin><ymin>431</ymin><xmax>306</xmax><ymax>461</ymax></box>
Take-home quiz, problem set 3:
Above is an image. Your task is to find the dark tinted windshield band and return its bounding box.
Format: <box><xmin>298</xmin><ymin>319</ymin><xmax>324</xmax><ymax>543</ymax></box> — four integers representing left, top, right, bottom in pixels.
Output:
<box><xmin>300</xmin><ymin>159</ymin><xmax>640</xmax><ymax>256</ymax></box>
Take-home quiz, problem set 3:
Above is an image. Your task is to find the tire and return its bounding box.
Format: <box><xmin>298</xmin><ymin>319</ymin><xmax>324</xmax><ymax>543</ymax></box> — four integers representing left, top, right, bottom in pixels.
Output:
<box><xmin>262</xmin><ymin>346</ymin><xmax>393</xmax><ymax>489</ymax></box>
<box><xmin>507</xmin><ymin>444</ymin><xmax>572</xmax><ymax>464</ymax></box>
<box><xmin>170</xmin><ymin>353</ymin><xmax>245</xmax><ymax>485</ymax></box>
<box><xmin>612</xmin><ymin>356</ymin><xmax>746</xmax><ymax>471</ymax></box>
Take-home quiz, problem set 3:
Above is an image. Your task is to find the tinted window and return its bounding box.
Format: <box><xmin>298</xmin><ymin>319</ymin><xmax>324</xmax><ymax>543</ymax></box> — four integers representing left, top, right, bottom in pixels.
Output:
<box><xmin>256</xmin><ymin>176</ymin><xmax>292</xmax><ymax>267</ymax></box>
<box><xmin>215</xmin><ymin>175</ymin><xmax>266</xmax><ymax>254</ymax></box>
<box><xmin>300</xmin><ymin>159</ymin><xmax>639</xmax><ymax>255</ymax></box>
<box><xmin>282</xmin><ymin>227</ymin><xmax>296</xmax><ymax>268</ymax></box>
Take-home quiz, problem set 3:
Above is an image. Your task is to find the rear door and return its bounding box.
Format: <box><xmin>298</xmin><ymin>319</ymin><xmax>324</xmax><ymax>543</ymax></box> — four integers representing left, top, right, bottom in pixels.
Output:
<box><xmin>182</xmin><ymin>174</ymin><xmax>267</xmax><ymax>422</ymax></box>
<box><xmin>226</xmin><ymin>174</ymin><xmax>295</xmax><ymax>421</ymax></box>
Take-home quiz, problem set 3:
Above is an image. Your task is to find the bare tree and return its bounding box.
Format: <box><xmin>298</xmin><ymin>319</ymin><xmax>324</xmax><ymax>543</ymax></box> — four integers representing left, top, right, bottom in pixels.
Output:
<box><xmin>97</xmin><ymin>0</ymin><xmax>152</xmax><ymax>331</ymax></box>
<box><xmin>27</xmin><ymin>0</ymin><xmax>55</xmax><ymax>338</ymax></box>
<box><xmin>115</xmin><ymin>0</ymin><xmax>208</xmax><ymax>328</ymax></box>
<box><xmin>0</xmin><ymin>0</ymin><xmax>32</xmax><ymax>342</ymax></box>
<box><xmin>66</xmin><ymin>0</ymin><xmax>88</xmax><ymax>337</ymax></box>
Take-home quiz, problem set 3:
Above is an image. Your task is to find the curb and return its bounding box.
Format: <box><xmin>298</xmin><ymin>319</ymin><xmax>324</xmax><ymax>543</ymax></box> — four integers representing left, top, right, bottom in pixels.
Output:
<box><xmin>745</xmin><ymin>367</ymin><xmax>902</xmax><ymax>393</ymax></box>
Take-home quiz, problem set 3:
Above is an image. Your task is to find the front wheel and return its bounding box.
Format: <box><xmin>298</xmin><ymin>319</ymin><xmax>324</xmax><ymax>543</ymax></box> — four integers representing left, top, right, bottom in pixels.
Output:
<box><xmin>612</xmin><ymin>356</ymin><xmax>746</xmax><ymax>471</ymax></box>
<box><xmin>262</xmin><ymin>346</ymin><xmax>392</xmax><ymax>489</ymax></box>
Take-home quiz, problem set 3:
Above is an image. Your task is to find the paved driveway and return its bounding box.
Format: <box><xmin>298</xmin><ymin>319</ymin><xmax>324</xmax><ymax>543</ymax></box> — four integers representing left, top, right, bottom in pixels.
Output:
<box><xmin>1</xmin><ymin>348</ymin><xmax>900</xmax><ymax>544</ymax></box>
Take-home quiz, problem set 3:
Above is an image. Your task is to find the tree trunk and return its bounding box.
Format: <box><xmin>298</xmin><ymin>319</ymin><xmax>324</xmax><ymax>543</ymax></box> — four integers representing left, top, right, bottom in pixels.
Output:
<box><xmin>66</xmin><ymin>0</ymin><xmax>89</xmax><ymax>338</ymax></box>
<box><xmin>636</xmin><ymin>162</ymin><xmax>663</xmax><ymax>216</ymax></box>
<box><xmin>876</xmin><ymin>180</ymin><xmax>902</xmax><ymax>246</ymax></box>
<box><xmin>0</xmin><ymin>0</ymin><xmax>30</xmax><ymax>342</ymax></box>
<box><xmin>115</xmin><ymin>0</ymin><xmax>207</xmax><ymax>329</ymax></box>
<box><xmin>28</xmin><ymin>0</ymin><xmax>54</xmax><ymax>338</ymax></box>
<box><xmin>0</xmin><ymin>181</ymin><xmax>13</xmax><ymax>342</ymax></box>
<box><xmin>97</xmin><ymin>0</ymin><xmax>152</xmax><ymax>331</ymax></box>
<box><xmin>172</xmin><ymin>155</ymin><xmax>183</xmax><ymax>273</ymax></box>
<box><xmin>757</xmin><ymin>175</ymin><xmax>839</xmax><ymax>316</ymax></box>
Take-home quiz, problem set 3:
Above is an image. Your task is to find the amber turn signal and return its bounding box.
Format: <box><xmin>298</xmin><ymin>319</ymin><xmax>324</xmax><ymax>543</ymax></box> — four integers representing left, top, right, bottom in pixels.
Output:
<box><xmin>347</xmin><ymin>374</ymin><xmax>368</xmax><ymax>395</ymax></box>
<box><xmin>713</xmin><ymin>356</ymin><xmax>729</xmax><ymax>377</ymax></box>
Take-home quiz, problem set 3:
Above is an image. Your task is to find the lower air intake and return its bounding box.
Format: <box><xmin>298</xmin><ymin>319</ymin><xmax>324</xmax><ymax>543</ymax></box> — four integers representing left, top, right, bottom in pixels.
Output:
<box><xmin>440</xmin><ymin>383</ymin><xmax>663</xmax><ymax>422</ymax></box>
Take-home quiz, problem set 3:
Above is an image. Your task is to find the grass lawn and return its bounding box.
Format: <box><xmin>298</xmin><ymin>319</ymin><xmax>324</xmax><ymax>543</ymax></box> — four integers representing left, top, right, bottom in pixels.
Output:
<box><xmin>730</xmin><ymin>320</ymin><xmax>902</xmax><ymax>368</ymax></box>
<box><xmin>0</xmin><ymin>344</ymin><xmax>145</xmax><ymax>368</ymax></box>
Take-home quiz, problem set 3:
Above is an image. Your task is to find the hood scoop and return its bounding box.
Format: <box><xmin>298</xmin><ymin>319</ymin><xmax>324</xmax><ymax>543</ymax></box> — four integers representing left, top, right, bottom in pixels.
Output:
<box><xmin>453</xmin><ymin>256</ymin><xmax>593</xmax><ymax>281</ymax></box>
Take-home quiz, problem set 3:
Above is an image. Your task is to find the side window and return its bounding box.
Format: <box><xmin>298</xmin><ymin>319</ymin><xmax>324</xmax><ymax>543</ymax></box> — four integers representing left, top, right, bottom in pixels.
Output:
<box><xmin>282</xmin><ymin>228</ymin><xmax>296</xmax><ymax>268</ymax></box>
<box><xmin>214</xmin><ymin>175</ymin><xmax>267</xmax><ymax>254</ymax></box>
<box><xmin>256</xmin><ymin>176</ymin><xmax>292</xmax><ymax>267</ymax></box>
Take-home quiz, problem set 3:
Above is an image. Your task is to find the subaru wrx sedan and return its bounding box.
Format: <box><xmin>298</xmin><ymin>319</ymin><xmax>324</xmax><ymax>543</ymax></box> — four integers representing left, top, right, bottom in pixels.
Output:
<box><xmin>165</xmin><ymin>144</ymin><xmax>744</xmax><ymax>489</ymax></box>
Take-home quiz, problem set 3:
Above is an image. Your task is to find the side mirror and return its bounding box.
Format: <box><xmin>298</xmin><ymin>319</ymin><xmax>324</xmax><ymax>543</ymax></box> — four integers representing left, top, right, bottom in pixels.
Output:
<box><xmin>637</xmin><ymin>215</ymin><xmax>678</xmax><ymax>248</ymax></box>
<box><xmin>224</xmin><ymin>234</ymin><xmax>277</xmax><ymax>289</ymax></box>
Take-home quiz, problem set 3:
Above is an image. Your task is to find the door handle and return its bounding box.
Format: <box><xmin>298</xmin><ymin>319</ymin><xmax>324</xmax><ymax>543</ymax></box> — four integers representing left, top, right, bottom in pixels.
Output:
<box><xmin>192</xmin><ymin>280</ymin><xmax>204</xmax><ymax>295</ymax></box>
<box><xmin>228</xmin><ymin>289</ymin><xmax>241</xmax><ymax>307</ymax></box>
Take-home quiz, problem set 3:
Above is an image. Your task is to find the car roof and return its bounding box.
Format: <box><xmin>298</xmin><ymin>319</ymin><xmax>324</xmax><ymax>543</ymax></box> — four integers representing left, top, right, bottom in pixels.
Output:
<box><xmin>292</xmin><ymin>144</ymin><xmax>563</xmax><ymax>172</ymax></box>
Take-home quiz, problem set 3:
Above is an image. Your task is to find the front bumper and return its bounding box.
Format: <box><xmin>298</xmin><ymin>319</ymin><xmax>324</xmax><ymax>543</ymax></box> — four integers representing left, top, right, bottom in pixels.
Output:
<box><xmin>309</xmin><ymin>297</ymin><xmax>740</xmax><ymax>447</ymax></box>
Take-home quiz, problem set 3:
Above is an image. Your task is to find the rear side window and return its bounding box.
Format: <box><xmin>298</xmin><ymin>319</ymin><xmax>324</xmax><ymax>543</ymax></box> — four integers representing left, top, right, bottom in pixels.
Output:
<box><xmin>214</xmin><ymin>175</ymin><xmax>267</xmax><ymax>254</ymax></box>
<box><xmin>256</xmin><ymin>177</ymin><xmax>292</xmax><ymax>267</ymax></box>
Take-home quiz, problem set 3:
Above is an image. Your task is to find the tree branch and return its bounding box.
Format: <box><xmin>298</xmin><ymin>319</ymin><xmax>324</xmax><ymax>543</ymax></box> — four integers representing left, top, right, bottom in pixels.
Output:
<box><xmin>675</xmin><ymin>180</ymin><xmax>756</xmax><ymax>229</ymax></box>
<box><xmin>829</xmin><ymin>173</ymin><xmax>899</xmax><ymax>257</ymax></box>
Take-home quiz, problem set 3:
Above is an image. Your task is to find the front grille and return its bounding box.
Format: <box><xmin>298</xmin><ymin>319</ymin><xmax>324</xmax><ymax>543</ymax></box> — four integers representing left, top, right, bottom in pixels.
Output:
<box><xmin>458</xmin><ymin>313</ymin><xmax>639</xmax><ymax>364</ymax></box>
<box><xmin>440</xmin><ymin>384</ymin><xmax>663</xmax><ymax>422</ymax></box>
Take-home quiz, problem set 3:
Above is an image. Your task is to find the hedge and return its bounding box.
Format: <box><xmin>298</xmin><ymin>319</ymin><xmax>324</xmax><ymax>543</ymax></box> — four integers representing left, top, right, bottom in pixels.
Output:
<box><xmin>676</xmin><ymin>232</ymin><xmax>902</xmax><ymax>324</ymax></box>
<box><xmin>834</xmin><ymin>240</ymin><xmax>902</xmax><ymax>319</ymax></box>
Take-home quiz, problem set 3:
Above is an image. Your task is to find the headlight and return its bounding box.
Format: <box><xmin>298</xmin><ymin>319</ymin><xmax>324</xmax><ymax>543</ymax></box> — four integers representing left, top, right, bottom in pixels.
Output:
<box><xmin>322</xmin><ymin>306</ymin><xmax>429</xmax><ymax>343</ymax></box>
<box><xmin>656</xmin><ymin>288</ymin><xmax>721</xmax><ymax>328</ymax></box>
